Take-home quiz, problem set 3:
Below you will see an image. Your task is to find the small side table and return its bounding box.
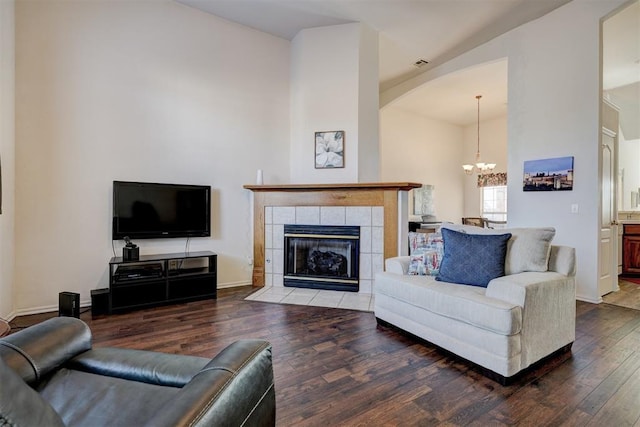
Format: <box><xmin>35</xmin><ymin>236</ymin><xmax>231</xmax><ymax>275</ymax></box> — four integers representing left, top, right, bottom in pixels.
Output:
<box><xmin>0</xmin><ymin>319</ymin><xmax>10</xmax><ymax>337</ymax></box>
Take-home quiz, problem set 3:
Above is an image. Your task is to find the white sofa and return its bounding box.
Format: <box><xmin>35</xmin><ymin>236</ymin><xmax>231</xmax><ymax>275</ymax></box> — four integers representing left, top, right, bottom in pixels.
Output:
<box><xmin>374</xmin><ymin>226</ymin><xmax>576</xmax><ymax>383</ymax></box>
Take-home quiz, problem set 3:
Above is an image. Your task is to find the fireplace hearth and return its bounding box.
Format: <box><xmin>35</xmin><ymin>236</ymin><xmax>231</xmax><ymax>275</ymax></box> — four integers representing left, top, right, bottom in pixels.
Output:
<box><xmin>284</xmin><ymin>224</ymin><xmax>360</xmax><ymax>292</ymax></box>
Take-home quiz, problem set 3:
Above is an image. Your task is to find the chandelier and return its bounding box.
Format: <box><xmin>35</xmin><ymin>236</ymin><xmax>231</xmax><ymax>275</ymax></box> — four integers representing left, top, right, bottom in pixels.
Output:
<box><xmin>462</xmin><ymin>95</ymin><xmax>496</xmax><ymax>175</ymax></box>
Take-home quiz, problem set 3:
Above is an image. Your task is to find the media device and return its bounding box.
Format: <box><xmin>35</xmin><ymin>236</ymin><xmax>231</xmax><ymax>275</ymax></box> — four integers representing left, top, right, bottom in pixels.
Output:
<box><xmin>91</xmin><ymin>288</ymin><xmax>110</xmax><ymax>317</ymax></box>
<box><xmin>59</xmin><ymin>291</ymin><xmax>80</xmax><ymax>318</ymax></box>
<box><xmin>112</xmin><ymin>181</ymin><xmax>211</xmax><ymax>240</ymax></box>
<box><xmin>122</xmin><ymin>236</ymin><xmax>139</xmax><ymax>261</ymax></box>
<box><xmin>114</xmin><ymin>263</ymin><xmax>164</xmax><ymax>281</ymax></box>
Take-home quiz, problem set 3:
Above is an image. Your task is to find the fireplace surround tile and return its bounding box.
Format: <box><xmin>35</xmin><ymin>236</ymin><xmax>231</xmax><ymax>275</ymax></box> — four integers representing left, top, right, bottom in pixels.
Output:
<box><xmin>359</xmin><ymin>253</ymin><xmax>372</xmax><ymax>280</ymax></box>
<box><xmin>265</xmin><ymin>207</ymin><xmax>273</xmax><ymax>224</ymax></box>
<box><xmin>372</xmin><ymin>227</ymin><xmax>384</xmax><ymax>254</ymax></box>
<box><xmin>346</xmin><ymin>206</ymin><xmax>372</xmax><ymax>226</ymax></box>
<box><xmin>265</xmin><ymin>249</ymin><xmax>273</xmax><ymax>273</ymax></box>
<box><xmin>272</xmin><ymin>249</ymin><xmax>284</xmax><ymax>274</ymax></box>
<box><xmin>265</xmin><ymin>224</ymin><xmax>273</xmax><ymax>248</ymax></box>
<box><xmin>273</xmin><ymin>206</ymin><xmax>296</xmax><ymax>224</ymax></box>
<box><xmin>295</xmin><ymin>206</ymin><xmax>320</xmax><ymax>225</ymax></box>
<box><xmin>359</xmin><ymin>280</ymin><xmax>372</xmax><ymax>294</ymax></box>
<box><xmin>320</xmin><ymin>206</ymin><xmax>346</xmax><ymax>225</ymax></box>
<box><xmin>360</xmin><ymin>227</ymin><xmax>372</xmax><ymax>254</ymax></box>
<box><xmin>273</xmin><ymin>225</ymin><xmax>284</xmax><ymax>249</ymax></box>
<box><xmin>372</xmin><ymin>254</ymin><xmax>384</xmax><ymax>279</ymax></box>
<box><xmin>372</xmin><ymin>207</ymin><xmax>384</xmax><ymax>227</ymax></box>
<box><xmin>273</xmin><ymin>274</ymin><xmax>283</xmax><ymax>286</ymax></box>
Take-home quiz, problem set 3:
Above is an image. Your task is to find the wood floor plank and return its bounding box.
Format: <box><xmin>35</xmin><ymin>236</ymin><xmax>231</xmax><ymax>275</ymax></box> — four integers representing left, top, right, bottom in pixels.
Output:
<box><xmin>586</xmin><ymin>359</ymin><xmax>640</xmax><ymax>426</ymax></box>
<box><xmin>8</xmin><ymin>286</ymin><xmax>640</xmax><ymax>426</ymax></box>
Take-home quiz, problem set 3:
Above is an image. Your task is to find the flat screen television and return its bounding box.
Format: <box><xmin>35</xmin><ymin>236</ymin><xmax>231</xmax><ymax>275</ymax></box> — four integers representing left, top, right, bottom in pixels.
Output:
<box><xmin>112</xmin><ymin>181</ymin><xmax>211</xmax><ymax>240</ymax></box>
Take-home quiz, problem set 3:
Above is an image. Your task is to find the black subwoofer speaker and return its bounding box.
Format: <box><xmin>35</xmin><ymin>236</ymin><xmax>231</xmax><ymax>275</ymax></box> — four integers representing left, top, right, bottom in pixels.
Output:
<box><xmin>91</xmin><ymin>288</ymin><xmax>110</xmax><ymax>317</ymax></box>
<box><xmin>59</xmin><ymin>291</ymin><xmax>80</xmax><ymax>318</ymax></box>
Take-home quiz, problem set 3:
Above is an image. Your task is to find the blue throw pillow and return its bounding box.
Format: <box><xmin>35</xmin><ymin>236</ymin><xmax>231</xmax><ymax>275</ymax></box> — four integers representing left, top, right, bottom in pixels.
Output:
<box><xmin>436</xmin><ymin>228</ymin><xmax>512</xmax><ymax>288</ymax></box>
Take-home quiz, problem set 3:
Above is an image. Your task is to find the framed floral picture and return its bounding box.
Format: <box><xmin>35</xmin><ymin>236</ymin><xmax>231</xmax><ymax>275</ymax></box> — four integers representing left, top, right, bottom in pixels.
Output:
<box><xmin>315</xmin><ymin>131</ymin><xmax>344</xmax><ymax>169</ymax></box>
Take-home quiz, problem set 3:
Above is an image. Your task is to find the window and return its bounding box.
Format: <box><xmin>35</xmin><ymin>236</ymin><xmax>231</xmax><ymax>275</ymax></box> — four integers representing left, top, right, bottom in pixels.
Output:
<box><xmin>482</xmin><ymin>186</ymin><xmax>507</xmax><ymax>222</ymax></box>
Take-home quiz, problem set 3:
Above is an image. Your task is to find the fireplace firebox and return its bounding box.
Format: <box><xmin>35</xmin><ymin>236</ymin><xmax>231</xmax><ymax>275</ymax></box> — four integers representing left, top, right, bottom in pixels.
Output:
<box><xmin>284</xmin><ymin>224</ymin><xmax>360</xmax><ymax>292</ymax></box>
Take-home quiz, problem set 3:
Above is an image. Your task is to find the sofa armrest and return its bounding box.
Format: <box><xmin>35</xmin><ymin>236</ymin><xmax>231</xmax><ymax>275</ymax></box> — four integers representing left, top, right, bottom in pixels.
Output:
<box><xmin>147</xmin><ymin>339</ymin><xmax>275</xmax><ymax>427</ymax></box>
<box><xmin>385</xmin><ymin>256</ymin><xmax>411</xmax><ymax>275</ymax></box>
<box><xmin>0</xmin><ymin>317</ymin><xmax>91</xmax><ymax>386</ymax></box>
<box><xmin>486</xmin><ymin>272</ymin><xmax>576</xmax><ymax>368</ymax></box>
<box><xmin>548</xmin><ymin>245</ymin><xmax>576</xmax><ymax>276</ymax></box>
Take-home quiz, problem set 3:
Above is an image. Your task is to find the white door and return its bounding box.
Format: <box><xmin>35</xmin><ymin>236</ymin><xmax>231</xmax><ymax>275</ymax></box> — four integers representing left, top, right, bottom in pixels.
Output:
<box><xmin>599</xmin><ymin>128</ymin><xmax>619</xmax><ymax>296</ymax></box>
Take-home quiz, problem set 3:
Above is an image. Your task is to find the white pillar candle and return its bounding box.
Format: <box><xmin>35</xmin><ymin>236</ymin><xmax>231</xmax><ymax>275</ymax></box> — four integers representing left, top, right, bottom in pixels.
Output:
<box><xmin>256</xmin><ymin>169</ymin><xmax>264</xmax><ymax>185</ymax></box>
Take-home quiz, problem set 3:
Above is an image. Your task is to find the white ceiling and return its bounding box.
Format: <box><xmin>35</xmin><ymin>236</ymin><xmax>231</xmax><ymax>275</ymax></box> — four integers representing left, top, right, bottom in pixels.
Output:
<box><xmin>177</xmin><ymin>0</ymin><xmax>570</xmax><ymax>87</ymax></box>
<box><xmin>177</xmin><ymin>0</ymin><xmax>638</xmax><ymax>126</ymax></box>
<box><xmin>603</xmin><ymin>0</ymin><xmax>640</xmax><ymax>91</ymax></box>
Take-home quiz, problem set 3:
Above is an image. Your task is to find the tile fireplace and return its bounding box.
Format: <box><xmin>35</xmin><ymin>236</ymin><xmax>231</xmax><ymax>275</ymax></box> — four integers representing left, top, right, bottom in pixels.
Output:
<box><xmin>284</xmin><ymin>224</ymin><xmax>360</xmax><ymax>291</ymax></box>
<box><xmin>243</xmin><ymin>182</ymin><xmax>422</xmax><ymax>293</ymax></box>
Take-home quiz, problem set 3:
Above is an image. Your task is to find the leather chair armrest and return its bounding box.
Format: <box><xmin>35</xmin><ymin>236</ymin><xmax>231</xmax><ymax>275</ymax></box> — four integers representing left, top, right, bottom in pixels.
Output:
<box><xmin>0</xmin><ymin>317</ymin><xmax>91</xmax><ymax>386</ymax></box>
<box><xmin>147</xmin><ymin>339</ymin><xmax>275</xmax><ymax>427</ymax></box>
<box><xmin>0</xmin><ymin>358</ymin><xmax>66</xmax><ymax>427</ymax></box>
<box><xmin>69</xmin><ymin>347</ymin><xmax>210</xmax><ymax>387</ymax></box>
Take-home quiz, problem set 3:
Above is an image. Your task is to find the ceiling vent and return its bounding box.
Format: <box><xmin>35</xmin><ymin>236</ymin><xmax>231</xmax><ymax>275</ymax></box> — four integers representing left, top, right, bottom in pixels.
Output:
<box><xmin>413</xmin><ymin>59</ymin><xmax>429</xmax><ymax>68</ymax></box>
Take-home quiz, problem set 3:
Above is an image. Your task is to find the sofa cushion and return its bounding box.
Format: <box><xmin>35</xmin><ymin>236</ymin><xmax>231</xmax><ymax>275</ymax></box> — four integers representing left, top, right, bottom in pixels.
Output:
<box><xmin>376</xmin><ymin>272</ymin><xmax>522</xmax><ymax>336</ymax></box>
<box><xmin>441</xmin><ymin>224</ymin><xmax>555</xmax><ymax>275</ymax></box>
<box><xmin>436</xmin><ymin>228</ymin><xmax>511</xmax><ymax>287</ymax></box>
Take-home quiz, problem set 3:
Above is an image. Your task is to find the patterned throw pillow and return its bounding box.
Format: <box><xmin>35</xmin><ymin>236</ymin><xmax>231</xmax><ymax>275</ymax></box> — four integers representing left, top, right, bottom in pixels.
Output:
<box><xmin>436</xmin><ymin>228</ymin><xmax>512</xmax><ymax>287</ymax></box>
<box><xmin>408</xmin><ymin>232</ymin><xmax>429</xmax><ymax>254</ymax></box>
<box><xmin>408</xmin><ymin>232</ymin><xmax>444</xmax><ymax>275</ymax></box>
<box><xmin>408</xmin><ymin>253</ymin><xmax>428</xmax><ymax>275</ymax></box>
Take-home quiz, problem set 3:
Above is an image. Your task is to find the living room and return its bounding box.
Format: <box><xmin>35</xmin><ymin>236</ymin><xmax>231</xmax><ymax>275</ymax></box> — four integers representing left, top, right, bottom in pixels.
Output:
<box><xmin>1</xmin><ymin>0</ymin><xmax>632</xmax><ymax>318</ymax></box>
<box><xmin>1</xmin><ymin>0</ymin><xmax>638</xmax><ymax>424</ymax></box>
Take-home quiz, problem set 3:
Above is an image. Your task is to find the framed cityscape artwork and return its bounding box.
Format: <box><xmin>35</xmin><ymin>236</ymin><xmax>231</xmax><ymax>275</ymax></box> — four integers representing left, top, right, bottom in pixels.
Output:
<box><xmin>523</xmin><ymin>156</ymin><xmax>574</xmax><ymax>191</ymax></box>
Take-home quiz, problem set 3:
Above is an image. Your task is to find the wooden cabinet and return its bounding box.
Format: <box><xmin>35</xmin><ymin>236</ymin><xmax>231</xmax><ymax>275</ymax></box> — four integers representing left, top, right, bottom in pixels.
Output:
<box><xmin>622</xmin><ymin>225</ymin><xmax>640</xmax><ymax>275</ymax></box>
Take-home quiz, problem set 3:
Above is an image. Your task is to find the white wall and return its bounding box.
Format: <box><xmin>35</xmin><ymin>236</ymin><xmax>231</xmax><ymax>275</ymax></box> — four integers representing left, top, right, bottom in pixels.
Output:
<box><xmin>462</xmin><ymin>116</ymin><xmax>508</xmax><ymax>217</ymax></box>
<box><xmin>380</xmin><ymin>107</ymin><xmax>464</xmax><ymax>223</ymax></box>
<box><xmin>380</xmin><ymin>0</ymin><xmax>627</xmax><ymax>303</ymax></box>
<box><xmin>290</xmin><ymin>23</ymin><xmax>379</xmax><ymax>184</ymax></box>
<box><xmin>505</xmin><ymin>0</ymin><xmax>625</xmax><ymax>303</ymax></box>
<box><xmin>619</xmin><ymin>136</ymin><xmax>640</xmax><ymax>211</ymax></box>
<box><xmin>357</xmin><ymin>24</ymin><xmax>380</xmax><ymax>183</ymax></box>
<box><xmin>14</xmin><ymin>0</ymin><xmax>290</xmax><ymax>312</ymax></box>
<box><xmin>0</xmin><ymin>0</ymin><xmax>15</xmax><ymax>319</ymax></box>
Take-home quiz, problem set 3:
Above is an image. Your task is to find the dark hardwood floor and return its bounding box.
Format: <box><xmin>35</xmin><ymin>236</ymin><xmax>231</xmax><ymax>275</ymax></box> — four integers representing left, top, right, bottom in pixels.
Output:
<box><xmin>9</xmin><ymin>286</ymin><xmax>640</xmax><ymax>426</ymax></box>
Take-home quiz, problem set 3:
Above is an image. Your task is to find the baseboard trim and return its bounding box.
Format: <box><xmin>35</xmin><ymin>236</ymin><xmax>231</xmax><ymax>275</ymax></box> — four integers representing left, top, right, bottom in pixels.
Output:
<box><xmin>12</xmin><ymin>283</ymin><xmax>252</xmax><ymax>317</ymax></box>
<box><xmin>218</xmin><ymin>281</ymin><xmax>252</xmax><ymax>289</ymax></box>
<box><xmin>575</xmin><ymin>294</ymin><xmax>602</xmax><ymax>304</ymax></box>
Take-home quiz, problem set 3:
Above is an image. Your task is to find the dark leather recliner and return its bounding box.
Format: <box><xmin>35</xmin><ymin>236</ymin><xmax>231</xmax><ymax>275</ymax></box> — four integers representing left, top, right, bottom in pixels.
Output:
<box><xmin>0</xmin><ymin>317</ymin><xmax>275</xmax><ymax>426</ymax></box>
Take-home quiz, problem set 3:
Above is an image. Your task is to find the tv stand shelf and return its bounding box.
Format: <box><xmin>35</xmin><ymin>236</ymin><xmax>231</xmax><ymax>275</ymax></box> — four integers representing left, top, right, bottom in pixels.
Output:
<box><xmin>108</xmin><ymin>251</ymin><xmax>217</xmax><ymax>313</ymax></box>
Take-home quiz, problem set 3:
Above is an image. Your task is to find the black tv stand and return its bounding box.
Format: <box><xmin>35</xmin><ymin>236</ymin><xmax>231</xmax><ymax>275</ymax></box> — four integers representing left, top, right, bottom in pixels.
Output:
<box><xmin>108</xmin><ymin>251</ymin><xmax>217</xmax><ymax>313</ymax></box>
